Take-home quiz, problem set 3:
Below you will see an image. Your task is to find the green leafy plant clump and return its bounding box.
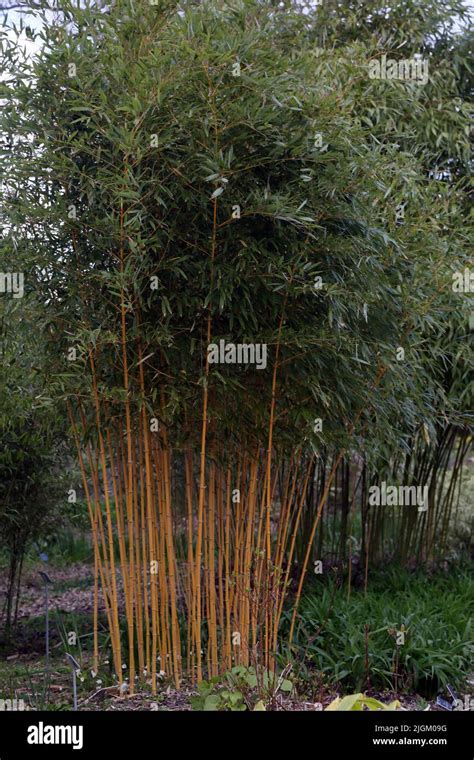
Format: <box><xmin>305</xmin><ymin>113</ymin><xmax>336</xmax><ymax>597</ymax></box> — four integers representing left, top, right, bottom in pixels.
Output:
<box><xmin>191</xmin><ymin>666</ymin><xmax>293</xmax><ymax>711</ymax></box>
<box><xmin>283</xmin><ymin>568</ymin><xmax>473</xmax><ymax>696</ymax></box>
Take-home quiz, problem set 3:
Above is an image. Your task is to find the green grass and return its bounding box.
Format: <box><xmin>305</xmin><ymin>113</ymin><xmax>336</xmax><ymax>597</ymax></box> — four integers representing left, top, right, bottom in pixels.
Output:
<box><xmin>281</xmin><ymin>566</ymin><xmax>473</xmax><ymax>697</ymax></box>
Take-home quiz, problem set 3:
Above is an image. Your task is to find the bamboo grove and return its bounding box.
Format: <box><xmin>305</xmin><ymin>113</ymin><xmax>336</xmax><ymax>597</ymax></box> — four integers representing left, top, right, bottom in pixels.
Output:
<box><xmin>1</xmin><ymin>0</ymin><xmax>472</xmax><ymax>690</ymax></box>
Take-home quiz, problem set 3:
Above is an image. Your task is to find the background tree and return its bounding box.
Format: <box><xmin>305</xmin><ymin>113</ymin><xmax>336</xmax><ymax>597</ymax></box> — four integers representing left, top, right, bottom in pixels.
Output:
<box><xmin>0</xmin><ymin>295</ymin><xmax>67</xmax><ymax>640</ymax></box>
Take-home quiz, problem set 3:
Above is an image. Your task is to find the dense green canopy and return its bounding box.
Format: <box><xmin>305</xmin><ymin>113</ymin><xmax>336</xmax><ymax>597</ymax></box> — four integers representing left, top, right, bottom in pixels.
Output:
<box><xmin>1</xmin><ymin>0</ymin><xmax>471</xmax><ymax>462</ymax></box>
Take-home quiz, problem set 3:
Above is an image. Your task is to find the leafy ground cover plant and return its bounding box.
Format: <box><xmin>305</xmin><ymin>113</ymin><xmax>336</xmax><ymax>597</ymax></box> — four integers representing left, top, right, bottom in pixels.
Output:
<box><xmin>282</xmin><ymin>567</ymin><xmax>473</xmax><ymax>696</ymax></box>
<box><xmin>190</xmin><ymin>665</ymin><xmax>293</xmax><ymax>711</ymax></box>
